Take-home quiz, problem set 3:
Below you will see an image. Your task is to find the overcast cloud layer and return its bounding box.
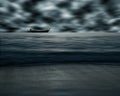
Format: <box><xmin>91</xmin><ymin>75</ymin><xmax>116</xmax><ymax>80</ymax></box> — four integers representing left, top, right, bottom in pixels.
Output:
<box><xmin>0</xmin><ymin>0</ymin><xmax>120</xmax><ymax>32</ymax></box>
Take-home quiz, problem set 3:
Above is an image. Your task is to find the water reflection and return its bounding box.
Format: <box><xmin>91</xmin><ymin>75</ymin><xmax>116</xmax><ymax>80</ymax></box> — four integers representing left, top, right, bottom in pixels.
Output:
<box><xmin>0</xmin><ymin>65</ymin><xmax>120</xmax><ymax>96</ymax></box>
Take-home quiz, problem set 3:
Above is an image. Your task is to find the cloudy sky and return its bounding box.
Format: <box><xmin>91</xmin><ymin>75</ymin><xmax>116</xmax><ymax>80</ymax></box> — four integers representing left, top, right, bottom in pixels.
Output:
<box><xmin>0</xmin><ymin>0</ymin><xmax>120</xmax><ymax>32</ymax></box>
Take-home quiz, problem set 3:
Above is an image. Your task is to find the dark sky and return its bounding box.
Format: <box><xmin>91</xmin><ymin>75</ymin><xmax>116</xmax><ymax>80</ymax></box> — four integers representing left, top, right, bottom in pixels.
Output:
<box><xmin>0</xmin><ymin>0</ymin><xmax>120</xmax><ymax>32</ymax></box>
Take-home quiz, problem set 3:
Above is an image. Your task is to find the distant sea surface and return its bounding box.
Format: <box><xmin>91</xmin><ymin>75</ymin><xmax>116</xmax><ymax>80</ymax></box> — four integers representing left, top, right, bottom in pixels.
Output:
<box><xmin>0</xmin><ymin>32</ymin><xmax>120</xmax><ymax>96</ymax></box>
<box><xmin>0</xmin><ymin>32</ymin><xmax>120</xmax><ymax>65</ymax></box>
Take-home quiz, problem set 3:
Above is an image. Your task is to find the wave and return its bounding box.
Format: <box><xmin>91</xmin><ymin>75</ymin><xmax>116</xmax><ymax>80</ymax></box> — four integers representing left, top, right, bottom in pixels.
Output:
<box><xmin>1</xmin><ymin>50</ymin><xmax>120</xmax><ymax>66</ymax></box>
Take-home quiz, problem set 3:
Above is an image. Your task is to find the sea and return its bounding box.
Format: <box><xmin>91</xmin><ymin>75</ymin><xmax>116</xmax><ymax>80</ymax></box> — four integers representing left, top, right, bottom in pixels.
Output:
<box><xmin>0</xmin><ymin>32</ymin><xmax>120</xmax><ymax>96</ymax></box>
<box><xmin>1</xmin><ymin>32</ymin><xmax>120</xmax><ymax>65</ymax></box>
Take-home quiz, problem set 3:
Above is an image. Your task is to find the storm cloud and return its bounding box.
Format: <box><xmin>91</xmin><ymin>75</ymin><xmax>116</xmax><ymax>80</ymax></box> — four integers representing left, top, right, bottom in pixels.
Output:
<box><xmin>0</xmin><ymin>0</ymin><xmax>120</xmax><ymax>32</ymax></box>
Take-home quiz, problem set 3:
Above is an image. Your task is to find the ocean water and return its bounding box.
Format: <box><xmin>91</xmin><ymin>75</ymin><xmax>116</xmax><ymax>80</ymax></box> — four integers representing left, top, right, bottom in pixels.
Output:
<box><xmin>0</xmin><ymin>32</ymin><xmax>120</xmax><ymax>96</ymax></box>
<box><xmin>0</xmin><ymin>32</ymin><xmax>120</xmax><ymax>65</ymax></box>
<box><xmin>0</xmin><ymin>65</ymin><xmax>120</xmax><ymax>96</ymax></box>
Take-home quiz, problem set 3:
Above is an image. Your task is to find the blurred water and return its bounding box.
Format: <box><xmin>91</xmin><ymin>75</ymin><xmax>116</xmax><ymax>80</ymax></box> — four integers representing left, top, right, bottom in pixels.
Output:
<box><xmin>0</xmin><ymin>32</ymin><xmax>120</xmax><ymax>96</ymax></box>
<box><xmin>1</xmin><ymin>32</ymin><xmax>120</xmax><ymax>52</ymax></box>
<box><xmin>1</xmin><ymin>32</ymin><xmax>120</xmax><ymax>65</ymax></box>
<box><xmin>0</xmin><ymin>65</ymin><xmax>120</xmax><ymax>96</ymax></box>
<box><xmin>0</xmin><ymin>0</ymin><xmax>120</xmax><ymax>32</ymax></box>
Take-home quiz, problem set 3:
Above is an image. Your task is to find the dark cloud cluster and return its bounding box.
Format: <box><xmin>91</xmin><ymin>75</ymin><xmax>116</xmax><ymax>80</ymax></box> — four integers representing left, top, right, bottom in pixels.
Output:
<box><xmin>0</xmin><ymin>0</ymin><xmax>120</xmax><ymax>32</ymax></box>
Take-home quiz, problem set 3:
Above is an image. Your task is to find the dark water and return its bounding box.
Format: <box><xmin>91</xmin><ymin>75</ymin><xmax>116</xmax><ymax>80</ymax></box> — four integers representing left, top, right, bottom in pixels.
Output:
<box><xmin>0</xmin><ymin>32</ymin><xmax>120</xmax><ymax>65</ymax></box>
<box><xmin>0</xmin><ymin>65</ymin><xmax>120</xmax><ymax>96</ymax></box>
<box><xmin>0</xmin><ymin>32</ymin><xmax>120</xmax><ymax>96</ymax></box>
